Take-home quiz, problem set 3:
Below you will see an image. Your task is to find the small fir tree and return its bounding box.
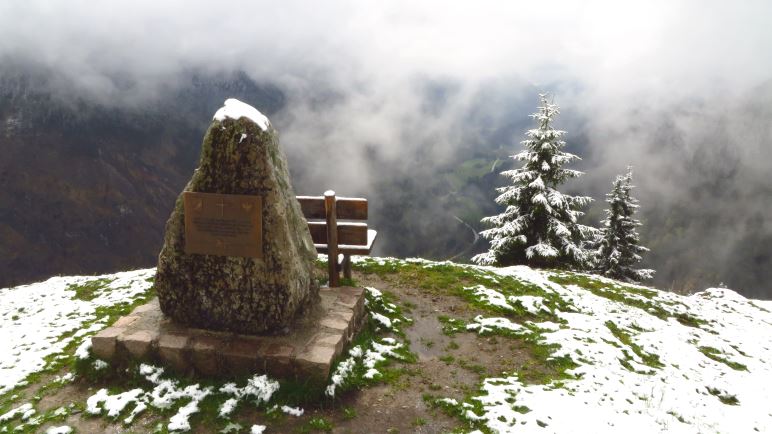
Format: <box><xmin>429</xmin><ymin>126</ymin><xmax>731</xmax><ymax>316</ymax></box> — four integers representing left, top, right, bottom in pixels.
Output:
<box><xmin>595</xmin><ymin>168</ymin><xmax>655</xmax><ymax>282</ymax></box>
<box><xmin>473</xmin><ymin>94</ymin><xmax>596</xmax><ymax>269</ymax></box>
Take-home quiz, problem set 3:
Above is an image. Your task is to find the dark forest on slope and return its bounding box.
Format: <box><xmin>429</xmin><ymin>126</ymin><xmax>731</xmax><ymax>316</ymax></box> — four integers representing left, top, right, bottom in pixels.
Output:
<box><xmin>1</xmin><ymin>69</ymin><xmax>770</xmax><ymax>298</ymax></box>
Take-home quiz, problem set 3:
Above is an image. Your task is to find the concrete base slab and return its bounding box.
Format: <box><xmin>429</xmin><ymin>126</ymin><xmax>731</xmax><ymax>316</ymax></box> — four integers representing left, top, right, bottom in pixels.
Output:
<box><xmin>91</xmin><ymin>286</ymin><xmax>367</xmax><ymax>381</ymax></box>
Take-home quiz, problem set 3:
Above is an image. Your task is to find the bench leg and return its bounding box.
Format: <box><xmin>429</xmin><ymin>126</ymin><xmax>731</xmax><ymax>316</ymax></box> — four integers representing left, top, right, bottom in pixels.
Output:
<box><xmin>343</xmin><ymin>254</ymin><xmax>352</xmax><ymax>280</ymax></box>
<box><xmin>328</xmin><ymin>256</ymin><xmax>339</xmax><ymax>288</ymax></box>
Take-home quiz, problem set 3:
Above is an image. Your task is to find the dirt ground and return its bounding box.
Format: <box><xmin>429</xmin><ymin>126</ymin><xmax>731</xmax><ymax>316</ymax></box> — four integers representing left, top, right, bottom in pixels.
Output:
<box><xmin>27</xmin><ymin>271</ymin><xmax>543</xmax><ymax>433</ymax></box>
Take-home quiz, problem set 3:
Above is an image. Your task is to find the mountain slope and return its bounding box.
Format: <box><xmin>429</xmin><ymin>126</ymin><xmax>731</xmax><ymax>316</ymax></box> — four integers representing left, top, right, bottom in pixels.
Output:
<box><xmin>0</xmin><ymin>70</ymin><xmax>284</xmax><ymax>289</ymax></box>
<box><xmin>0</xmin><ymin>257</ymin><xmax>770</xmax><ymax>433</ymax></box>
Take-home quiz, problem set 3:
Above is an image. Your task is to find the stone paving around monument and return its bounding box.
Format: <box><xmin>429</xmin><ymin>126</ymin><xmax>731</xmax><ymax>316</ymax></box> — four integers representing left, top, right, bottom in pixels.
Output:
<box><xmin>91</xmin><ymin>286</ymin><xmax>366</xmax><ymax>381</ymax></box>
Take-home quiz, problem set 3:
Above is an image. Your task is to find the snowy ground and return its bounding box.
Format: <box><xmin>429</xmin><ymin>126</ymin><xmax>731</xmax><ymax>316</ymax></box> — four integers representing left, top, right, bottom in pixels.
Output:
<box><xmin>436</xmin><ymin>262</ymin><xmax>772</xmax><ymax>433</ymax></box>
<box><xmin>1</xmin><ymin>259</ymin><xmax>771</xmax><ymax>433</ymax></box>
<box><xmin>0</xmin><ymin>266</ymin><xmax>410</xmax><ymax>433</ymax></box>
<box><xmin>0</xmin><ymin>269</ymin><xmax>155</xmax><ymax>394</ymax></box>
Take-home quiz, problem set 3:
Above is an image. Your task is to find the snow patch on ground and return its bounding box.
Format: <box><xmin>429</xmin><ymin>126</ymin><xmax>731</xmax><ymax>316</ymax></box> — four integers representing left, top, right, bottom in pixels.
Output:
<box><xmin>44</xmin><ymin>426</ymin><xmax>73</xmax><ymax>434</ymax></box>
<box><xmin>464</xmin><ymin>285</ymin><xmax>513</xmax><ymax>310</ymax></box>
<box><xmin>0</xmin><ymin>403</ymin><xmax>33</xmax><ymax>423</ymax></box>
<box><xmin>86</xmin><ymin>364</ymin><xmax>215</xmax><ymax>431</ymax></box>
<box><xmin>218</xmin><ymin>398</ymin><xmax>239</xmax><ymax>418</ymax></box>
<box><xmin>74</xmin><ymin>339</ymin><xmax>92</xmax><ymax>360</ymax></box>
<box><xmin>217</xmin><ymin>375</ymin><xmax>280</xmax><ymax>419</ymax></box>
<box><xmin>326</xmin><ymin>285</ymin><xmax>411</xmax><ymax>396</ymax></box>
<box><xmin>371</xmin><ymin>312</ymin><xmax>392</xmax><ymax>329</ymax></box>
<box><xmin>325</xmin><ymin>345</ymin><xmax>361</xmax><ymax>397</ymax></box>
<box><xmin>451</xmin><ymin>265</ymin><xmax>772</xmax><ymax>433</ymax></box>
<box><xmin>0</xmin><ymin>268</ymin><xmax>154</xmax><ymax>393</ymax></box>
<box><xmin>280</xmin><ymin>405</ymin><xmax>304</xmax><ymax>416</ymax></box>
<box><xmin>466</xmin><ymin>315</ymin><xmax>526</xmax><ymax>335</ymax></box>
<box><xmin>325</xmin><ymin>338</ymin><xmax>406</xmax><ymax>395</ymax></box>
<box><xmin>363</xmin><ymin>339</ymin><xmax>404</xmax><ymax>379</ymax></box>
<box><xmin>509</xmin><ymin>295</ymin><xmax>550</xmax><ymax>315</ymax></box>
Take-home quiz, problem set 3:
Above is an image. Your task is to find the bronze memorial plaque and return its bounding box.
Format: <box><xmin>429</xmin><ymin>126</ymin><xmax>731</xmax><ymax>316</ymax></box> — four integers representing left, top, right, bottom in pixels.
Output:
<box><xmin>183</xmin><ymin>191</ymin><xmax>263</xmax><ymax>258</ymax></box>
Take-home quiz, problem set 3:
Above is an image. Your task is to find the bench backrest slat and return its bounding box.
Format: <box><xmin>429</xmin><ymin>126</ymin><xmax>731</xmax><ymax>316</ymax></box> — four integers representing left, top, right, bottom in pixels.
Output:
<box><xmin>307</xmin><ymin>221</ymin><xmax>368</xmax><ymax>245</ymax></box>
<box><xmin>297</xmin><ymin>196</ymin><xmax>368</xmax><ymax>220</ymax></box>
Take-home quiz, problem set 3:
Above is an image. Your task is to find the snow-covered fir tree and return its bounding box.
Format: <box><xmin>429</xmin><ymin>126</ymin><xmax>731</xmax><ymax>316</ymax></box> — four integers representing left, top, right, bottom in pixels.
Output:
<box><xmin>473</xmin><ymin>95</ymin><xmax>596</xmax><ymax>269</ymax></box>
<box><xmin>594</xmin><ymin>168</ymin><xmax>655</xmax><ymax>283</ymax></box>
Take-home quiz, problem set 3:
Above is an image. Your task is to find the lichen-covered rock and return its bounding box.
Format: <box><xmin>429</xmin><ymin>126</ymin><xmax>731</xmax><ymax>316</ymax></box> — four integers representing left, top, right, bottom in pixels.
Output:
<box><xmin>155</xmin><ymin>99</ymin><xmax>318</xmax><ymax>334</ymax></box>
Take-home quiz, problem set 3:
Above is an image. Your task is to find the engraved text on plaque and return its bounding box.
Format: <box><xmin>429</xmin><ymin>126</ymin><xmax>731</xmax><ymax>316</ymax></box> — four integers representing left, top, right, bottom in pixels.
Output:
<box><xmin>183</xmin><ymin>191</ymin><xmax>262</xmax><ymax>258</ymax></box>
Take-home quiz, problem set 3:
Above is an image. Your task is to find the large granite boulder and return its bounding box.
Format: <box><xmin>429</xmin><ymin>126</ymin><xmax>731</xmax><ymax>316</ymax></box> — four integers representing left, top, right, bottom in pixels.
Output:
<box><xmin>155</xmin><ymin>98</ymin><xmax>319</xmax><ymax>334</ymax></box>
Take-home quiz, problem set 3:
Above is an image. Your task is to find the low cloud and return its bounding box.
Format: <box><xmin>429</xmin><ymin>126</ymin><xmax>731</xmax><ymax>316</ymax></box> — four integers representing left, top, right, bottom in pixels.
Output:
<box><xmin>1</xmin><ymin>0</ymin><xmax>771</xmax><ymax>294</ymax></box>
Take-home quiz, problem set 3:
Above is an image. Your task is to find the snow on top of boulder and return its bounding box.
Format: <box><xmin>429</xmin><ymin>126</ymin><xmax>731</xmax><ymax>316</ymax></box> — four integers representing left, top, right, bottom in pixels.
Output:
<box><xmin>213</xmin><ymin>98</ymin><xmax>270</xmax><ymax>131</ymax></box>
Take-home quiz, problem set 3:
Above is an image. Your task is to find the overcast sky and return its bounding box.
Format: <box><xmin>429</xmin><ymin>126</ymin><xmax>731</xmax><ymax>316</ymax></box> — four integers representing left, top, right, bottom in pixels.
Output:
<box><xmin>2</xmin><ymin>0</ymin><xmax>771</xmax><ymax>293</ymax></box>
<box><xmin>1</xmin><ymin>0</ymin><xmax>769</xmax><ymax>174</ymax></box>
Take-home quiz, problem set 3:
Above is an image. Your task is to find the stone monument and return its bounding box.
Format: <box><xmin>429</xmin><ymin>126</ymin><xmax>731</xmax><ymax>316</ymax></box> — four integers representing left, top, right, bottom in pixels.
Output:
<box><xmin>91</xmin><ymin>99</ymin><xmax>366</xmax><ymax>380</ymax></box>
<box><xmin>155</xmin><ymin>98</ymin><xmax>319</xmax><ymax>334</ymax></box>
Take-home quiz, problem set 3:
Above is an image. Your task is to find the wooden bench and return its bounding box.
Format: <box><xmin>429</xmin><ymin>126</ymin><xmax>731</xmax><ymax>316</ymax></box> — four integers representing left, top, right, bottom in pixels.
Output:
<box><xmin>296</xmin><ymin>190</ymin><xmax>377</xmax><ymax>287</ymax></box>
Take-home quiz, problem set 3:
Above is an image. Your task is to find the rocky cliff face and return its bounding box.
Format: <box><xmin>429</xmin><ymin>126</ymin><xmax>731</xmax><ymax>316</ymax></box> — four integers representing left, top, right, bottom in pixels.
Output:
<box><xmin>155</xmin><ymin>99</ymin><xmax>318</xmax><ymax>334</ymax></box>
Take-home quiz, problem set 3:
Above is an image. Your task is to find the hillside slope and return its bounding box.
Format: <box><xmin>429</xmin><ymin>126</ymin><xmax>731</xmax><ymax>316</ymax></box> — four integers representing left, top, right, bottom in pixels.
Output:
<box><xmin>0</xmin><ymin>70</ymin><xmax>285</xmax><ymax>289</ymax></box>
<box><xmin>0</xmin><ymin>257</ymin><xmax>770</xmax><ymax>433</ymax></box>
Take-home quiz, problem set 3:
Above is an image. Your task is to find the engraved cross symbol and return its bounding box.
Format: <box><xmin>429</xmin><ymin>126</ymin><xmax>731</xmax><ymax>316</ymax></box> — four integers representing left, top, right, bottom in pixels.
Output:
<box><xmin>216</xmin><ymin>199</ymin><xmax>226</xmax><ymax>217</ymax></box>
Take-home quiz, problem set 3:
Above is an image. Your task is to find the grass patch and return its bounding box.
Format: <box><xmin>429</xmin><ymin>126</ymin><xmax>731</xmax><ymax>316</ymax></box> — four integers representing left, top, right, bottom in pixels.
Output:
<box><xmin>0</xmin><ymin>404</ymin><xmax>73</xmax><ymax>433</ymax></box>
<box><xmin>437</xmin><ymin>315</ymin><xmax>466</xmax><ymax>336</ymax></box>
<box><xmin>667</xmin><ymin>410</ymin><xmax>687</xmax><ymax>423</ymax></box>
<box><xmin>66</xmin><ymin>277</ymin><xmax>114</xmax><ymax>301</ymax></box>
<box><xmin>706</xmin><ymin>387</ymin><xmax>740</xmax><ymax>405</ymax></box>
<box><xmin>342</xmin><ymin>406</ymin><xmax>357</xmax><ymax>420</ymax></box>
<box><xmin>698</xmin><ymin>347</ymin><xmax>748</xmax><ymax>371</ymax></box>
<box><xmin>551</xmin><ymin>274</ymin><xmax>706</xmax><ymax>328</ymax></box>
<box><xmin>605</xmin><ymin>321</ymin><xmax>663</xmax><ymax>370</ymax></box>
<box><xmin>304</xmin><ymin>416</ymin><xmax>333</xmax><ymax>432</ymax></box>
<box><xmin>353</xmin><ymin>258</ymin><xmax>568</xmax><ymax>322</ymax></box>
<box><xmin>457</xmin><ymin>359</ymin><xmax>486</xmax><ymax>375</ymax></box>
<box><xmin>424</xmin><ymin>393</ymin><xmax>489</xmax><ymax>433</ymax></box>
<box><xmin>314</xmin><ymin>285</ymin><xmax>416</xmax><ymax>401</ymax></box>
